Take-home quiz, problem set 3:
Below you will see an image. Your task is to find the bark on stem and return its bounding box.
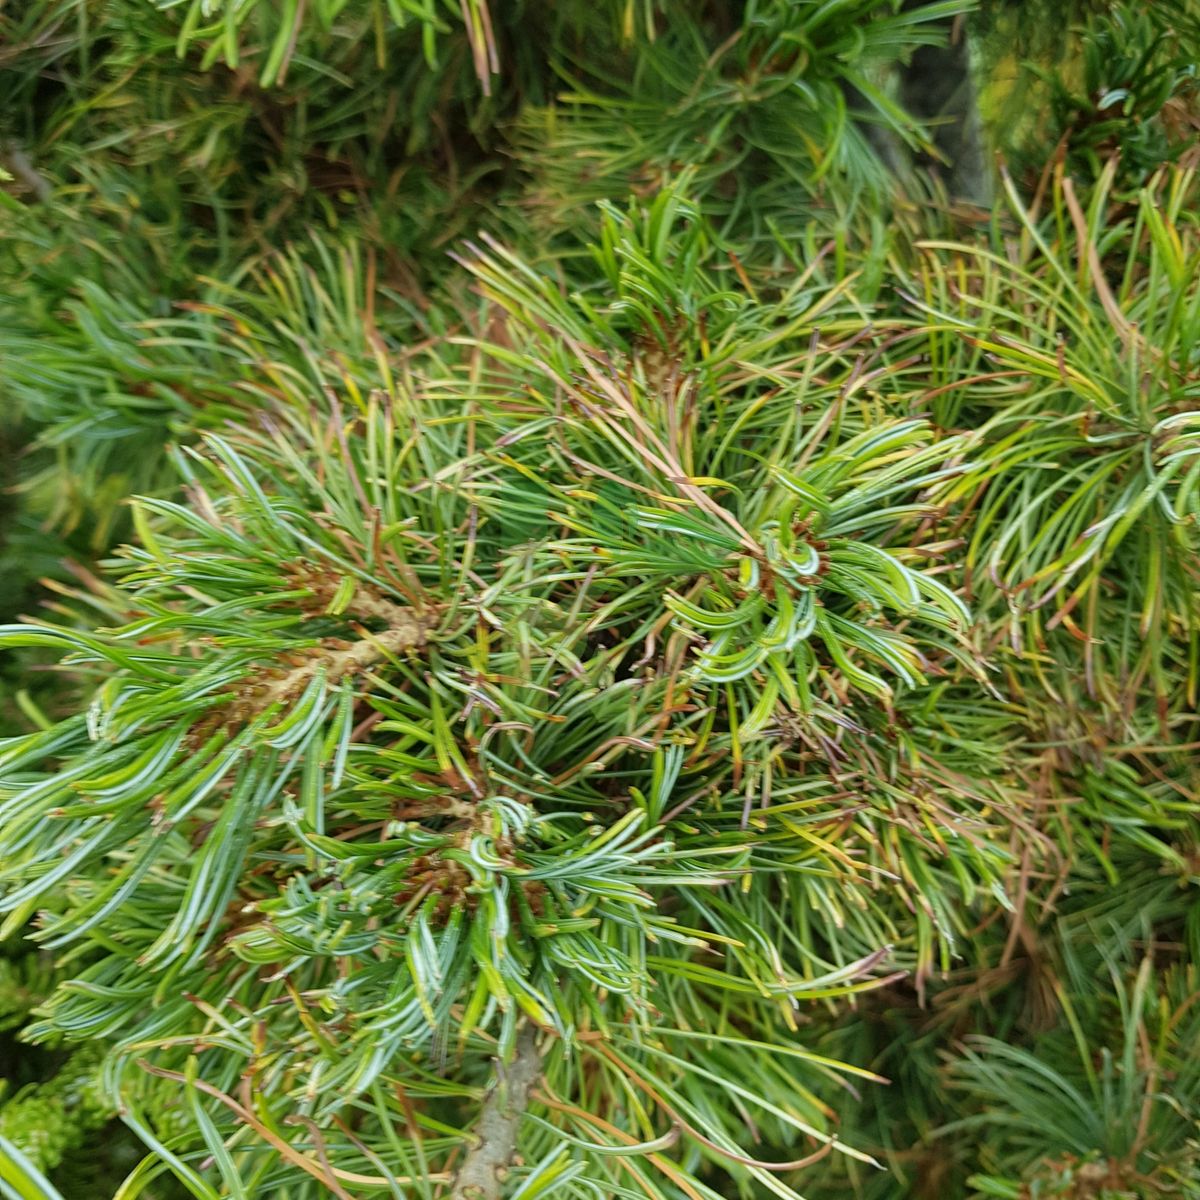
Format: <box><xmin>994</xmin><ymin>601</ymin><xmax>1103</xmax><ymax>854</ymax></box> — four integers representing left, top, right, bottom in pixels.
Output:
<box><xmin>1</xmin><ymin>142</ymin><xmax>51</xmax><ymax>201</ymax></box>
<box><xmin>260</xmin><ymin>620</ymin><xmax>426</xmax><ymax>709</ymax></box>
<box><xmin>450</xmin><ymin>1024</ymin><xmax>542</xmax><ymax>1200</ymax></box>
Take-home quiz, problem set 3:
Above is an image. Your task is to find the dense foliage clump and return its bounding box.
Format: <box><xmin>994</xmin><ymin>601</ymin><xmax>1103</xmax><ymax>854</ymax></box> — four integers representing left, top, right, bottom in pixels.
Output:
<box><xmin>1</xmin><ymin>2</ymin><xmax>1199</xmax><ymax>1198</ymax></box>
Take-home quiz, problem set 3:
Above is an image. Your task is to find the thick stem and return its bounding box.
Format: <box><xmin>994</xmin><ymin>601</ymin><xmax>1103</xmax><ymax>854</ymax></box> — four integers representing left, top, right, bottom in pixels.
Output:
<box><xmin>1</xmin><ymin>142</ymin><xmax>51</xmax><ymax>202</ymax></box>
<box><xmin>260</xmin><ymin>620</ymin><xmax>426</xmax><ymax>710</ymax></box>
<box><xmin>450</xmin><ymin>1025</ymin><xmax>542</xmax><ymax>1200</ymax></box>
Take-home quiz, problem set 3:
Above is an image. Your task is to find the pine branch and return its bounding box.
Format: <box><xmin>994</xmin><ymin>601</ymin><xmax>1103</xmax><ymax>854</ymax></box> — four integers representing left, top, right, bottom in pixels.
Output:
<box><xmin>0</xmin><ymin>142</ymin><xmax>50</xmax><ymax>202</ymax></box>
<box><xmin>450</xmin><ymin>1025</ymin><xmax>542</xmax><ymax>1200</ymax></box>
<box><xmin>258</xmin><ymin>619</ymin><xmax>429</xmax><ymax>711</ymax></box>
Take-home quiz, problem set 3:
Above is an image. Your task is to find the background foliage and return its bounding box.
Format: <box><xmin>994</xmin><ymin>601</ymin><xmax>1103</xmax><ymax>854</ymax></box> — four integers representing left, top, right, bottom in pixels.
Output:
<box><xmin>1</xmin><ymin>1</ymin><xmax>1199</xmax><ymax>1198</ymax></box>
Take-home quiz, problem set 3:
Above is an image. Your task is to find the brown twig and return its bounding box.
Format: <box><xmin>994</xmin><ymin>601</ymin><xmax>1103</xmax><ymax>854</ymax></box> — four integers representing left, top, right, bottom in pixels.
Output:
<box><xmin>449</xmin><ymin>1024</ymin><xmax>542</xmax><ymax>1200</ymax></box>
<box><xmin>1</xmin><ymin>141</ymin><xmax>51</xmax><ymax>201</ymax></box>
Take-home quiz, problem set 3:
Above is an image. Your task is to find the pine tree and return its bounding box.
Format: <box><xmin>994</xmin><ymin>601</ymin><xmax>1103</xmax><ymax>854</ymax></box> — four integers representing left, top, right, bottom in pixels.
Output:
<box><xmin>1</xmin><ymin>2</ymin><xmax>1199</xmax><ymax>1198</ymax></box>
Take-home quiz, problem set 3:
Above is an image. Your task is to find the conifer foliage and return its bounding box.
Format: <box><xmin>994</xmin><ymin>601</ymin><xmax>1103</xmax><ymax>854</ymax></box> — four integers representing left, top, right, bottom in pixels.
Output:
<box><xmin>1</xmin><ymin>2</ymin><xmax>1199</xmax><ymax>1198</ymax></box>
